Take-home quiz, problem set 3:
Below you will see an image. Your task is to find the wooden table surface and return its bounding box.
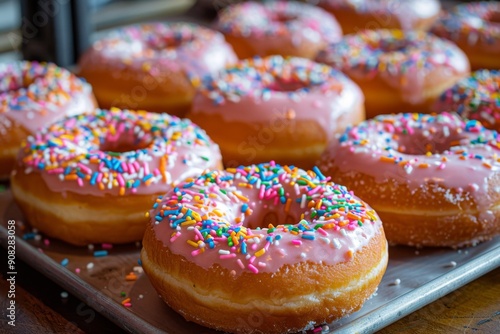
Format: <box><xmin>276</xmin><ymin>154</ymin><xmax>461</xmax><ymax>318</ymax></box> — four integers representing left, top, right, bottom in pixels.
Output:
<box><xmin>1</xmin><ymin>245</ymin><xmax>498</xmax><ymax>334</ymax></box>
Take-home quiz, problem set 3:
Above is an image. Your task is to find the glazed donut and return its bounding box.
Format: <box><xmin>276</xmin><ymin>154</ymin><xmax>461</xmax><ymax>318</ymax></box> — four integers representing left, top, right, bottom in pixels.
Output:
<box><xmin>434</xmin><ymin>70</ymin><xmax>500</xmax><ymax>131</ymax></box>
<box><xmin>431</xmin><ymin>1</ymin><xmax>500</xmax><ymax>70</ymax></box>
<box><xmin>0</xmin><ymin>61</ymin><xmax>96</xmax><ymax>180</ymax></box>
<box><xmin>319</xmin><ymin>113</ymin><xmax>500</xmax><ymax>248</ymax></box>
<box><xmin>188</xmin><ymin>55</ymin><xmax>365</xmax><ymax>169</ymax></box>
<box><xmin>141</xmin><ymin>162</ymin><xmax>388</xmax><ymax>334</ymax></box>
<box><xmin>216</xmin><ymin>1</ymin><xmax>342</xmax><ymax>59</ymax></box>
<box><xmin>316</xmin><ymin>29</ymin><xmax>470</xmax><ymax>119</ymax></box>
<box><xmin>10</xmin><ymin>108</ymin><xmax>222</xmax><ymax>245</ymax></box>
<box><xmin>317</xmin><ymin>0</ymin><xmax>441</xmax><ymax>34</ymax></box>
<box><xmin>78</xmin><ymin>22</ymin><xmax>237</xmax><ymax>117</ymax></box>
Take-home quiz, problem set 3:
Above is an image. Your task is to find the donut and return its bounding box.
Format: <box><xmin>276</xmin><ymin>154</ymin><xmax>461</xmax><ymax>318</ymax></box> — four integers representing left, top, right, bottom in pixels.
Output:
<box><xmin>431</xmin><ymin>1</ymin><xmax>500</xmax><ymax>70</ymax></box>
<box><xmin>316</xmin><ymin>29</ymin><xmax>470</xmax><ymax>119</ymax></box>
<box><xmin>319</xmin><ymin>113</ymin><xmax>500</xmax><ymax>248</ymax></box>
<box><xmin>0</xmin><ymin>61</ymin><xmax>96</xmax><ymax>180</ymax></box>
<box><xmin>187</xmin><ymin>55</ymin><xmax>365</xmax><ymax>169</ymax></box>
<box><xmin>141</xmin><ymin>162</ymin><xmax>388</xmax><ymax>334</ymax></box>
<box><xmin>317</xmin><ymin>0</ymin><xmax>441</xmax><ymax>34</ymax></box>
<box><xmin>10</xmin><ymin>108</ymin><xmax>222</xmax><ymax>245</ymax></box>
<box><xmin>434</xmin><ymin>70</ymin><xmax>500</xmax><ymax>131</ymax></box>
<box><xmin>78</xmin><ymin>22</ymin><xmax>237</xmax><ymax>117</ymax></box>
<box><xmin>216</xmin><ymin>1</ymin><xmax>342</xmax><ymax>59</ymax></box>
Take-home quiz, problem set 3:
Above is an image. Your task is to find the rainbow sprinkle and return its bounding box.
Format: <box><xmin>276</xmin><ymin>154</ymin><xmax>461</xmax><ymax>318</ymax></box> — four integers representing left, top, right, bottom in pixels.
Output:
<box><xmin>84</xmin><ymin>22</ymin><xmax>233</xmax><ymax>77</ymax></box>
<box><xmin>435</xmin><ymin>70</ymin><xmax>500</xmax><ymax>130</ymax></box>
<box><xmin>148</xmin><ymin>162</ymin><xmax>380</xmax><ymax>275</ymax></box>
<box><xmin>192</xmin><ymin>56</ymin><xmax>349</xmax><ymax>105</ymax></box>
<box><xmin>335</xmin><ymin>112</ymin><xmax>500</xmax><ymax>174</ymax></box>
<box><xmin>432</xmin><ymin>2</ymin><xmax>500</xmax><ymax>47</ymax></box>
<box><xmin>0</xmin><ymin>61</ymin><xmax>89</xmax><ymax>114</ymax></box>
<box><xmin>317</xmin><ymin>29</ymin><xmax>465</xmax><ymax>79</ymax></box>
<box><xmin>93</xmin><ymin>250</ymin><xmax>108</xmax><ymax>257</ymax></box>
<box><xmin>217</xmin><ymin>1</ymin><xmax>341</xmax><ymax>41</ymax></box>
<box><xmin>18</xmin><ymin>108</ymin><xmax>220</xmax><ymax>196</ymax></box>
<box><xmin>319</xmin><ymin>0</ymin><xmax>388</xmax><ymax>11</ymax></box>
<box><xmin>0</xmin><ymin>61</ymin><xmax>93</xmax><ymax>136</ymax></box>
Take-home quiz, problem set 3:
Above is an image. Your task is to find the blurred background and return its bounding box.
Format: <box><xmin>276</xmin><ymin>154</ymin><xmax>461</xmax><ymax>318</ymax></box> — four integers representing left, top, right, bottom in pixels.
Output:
<box><xmin>0</xmin><ymin>0</ymin><xmax>475</xmax><ymax>64</ymax></box>
<box><xmin>0</xmin><ymin>0</ymin><xmax>196</xmax><ymax>63</ymax></box>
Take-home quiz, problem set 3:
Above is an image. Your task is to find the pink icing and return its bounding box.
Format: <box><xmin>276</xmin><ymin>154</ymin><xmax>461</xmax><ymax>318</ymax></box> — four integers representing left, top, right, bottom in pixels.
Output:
<box><xmin>78</xmin><ymin>22</ymin><xmax>237</xmax><ymax>79</ymax></box>
<box><xmin>149</xmin><ymin>163</ymin><xmax>383</xmax><ymax>275</ymax></box>
<box><xmin>431</xmin><ymin>2</ymin><xmax>500</xmax><ymax>52</ymax></box>
<box><xmin>0</xmin><ymin>61</ymin><xmax>94</xmax><ymax>134</ymax></box>
<box><xmin>190</xmin><ymin>56</ymin><xmax>364</xmax><ymax>141</ymax></box>
<box><xmin>321</xmin><ymin>0</ymin><xmax>441</xmax><ymax>31</ymax></box>
<box><xmin>191</xmin><ymin>79</ymin><xmax>362</xmax><ymax>141</ymax></box>
<box><xmin>18</xmin><ymin>109</ymin><xmax>222</xmax><ymax>197</ymax></box>
<box><xmin>216</xmin><ymin>1</ymin><xmax>342</xmax><ymax>52</ymax></box>
<box><xmin>321</xmin><ymin>113</ymin><xmax>500</xmax><ymax>217</ymax></box>
<box><xmin>433</xmin><ymin>70</ymin><xmax>500</xmax><ymax>129</ymax></box>
<box><xmin>316</xmin><ymin>30</ymin><xmax>470</xmax><ymax>105</ymax></box>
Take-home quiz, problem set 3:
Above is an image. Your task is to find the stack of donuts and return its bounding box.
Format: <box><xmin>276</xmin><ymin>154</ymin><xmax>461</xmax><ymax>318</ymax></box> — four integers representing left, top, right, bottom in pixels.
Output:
<box><xmin>2</xmin><ymin>0</ymin><xmax>500</xmax><ymax>333</ymax></box>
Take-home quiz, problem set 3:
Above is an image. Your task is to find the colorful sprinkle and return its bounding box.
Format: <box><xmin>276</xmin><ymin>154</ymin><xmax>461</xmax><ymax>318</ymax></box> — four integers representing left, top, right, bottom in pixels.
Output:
<box><xmin>192</xmin><ymin>56</ymin><xmax>351</xmax><ymax>106</ymax></box>
<box><xmin>84</xmin><ymin>22</ymin><xmax>235</xmax><ymax>78</ymax></box>
<box><xmin>317</xmin><ymin>29</ymin><xmax>466</xmax><ymax>103</ymax></box>
<box><xmin>0</xmin><ymin>61</ymin><xmax>92</xmax><ymax>133</ymax></box>
<box><xmin>125</xmin><ymin>272</ymin><xmax>138</xmax><ymax>281</ymax></box>
<box><xmin>435</xmin><ymin>70</ymin><xmax>500</xmax><ymax>130</ymax></box>
<box><xmin>332</xmin><ymin>112</ymin><xmax>500</xmax><ymax>176</ymax></box>
<box><xmin>93</xmin><ymin>250</ymin><xmax>108</xmax><ymax>257</ymax></box>
<box><xmin>149</xmin><ymin>162</ymin><xmax>380</xmax><ymax>275</ymax></box>
<box><xmin>432</xmin><ymin>2</ymin><xmax>500</xmax><ymax>51</ymax></box>
<box><xmin>217</xmin><ymin>1</ymin><xmax>341</xmax><ymax>43</ymax></box>
<box><xmin>17</xmin><ymin>108</ymin><xmax>220</xmax><ymax>196</ymax></box>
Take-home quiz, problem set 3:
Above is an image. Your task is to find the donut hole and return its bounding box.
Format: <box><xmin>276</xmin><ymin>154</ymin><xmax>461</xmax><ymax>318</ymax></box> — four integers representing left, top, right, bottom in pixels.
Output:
<box><xmin>99</xmin><ymin>132</ymin><xmax>153</xmax><ymax>153</ymax></box>
<box><xmin>271</xmin><ymin>13</ymin><xmax>298</xmax><ymax>24</ymax></box>
<box><xmin>266</xmin><ymin>79</ymin><xmax>309</xmax><ymax>92</ymax></box>
<box><xmin>487</xmin><ymin>11</ymin><xmax>500</xmax><ymax>24</ymax></box>
<box><xmin>396</xmin><ymin>131</ymin><xmax>467</xmax><ymax>155</ymax></box>
<box><xmin>377</xmin><ymin>40</ymin><xmax>410</xmax><ymax>53</ymax></box>
<box><xmin>146</xmin><ymin>34</ymin><xmax>195</xmax><ymax>50</ymax></box>
<box><xmin>245</xmin><ymin>211</ymin><xmax>298</xmax><ymax>230</ymax></box>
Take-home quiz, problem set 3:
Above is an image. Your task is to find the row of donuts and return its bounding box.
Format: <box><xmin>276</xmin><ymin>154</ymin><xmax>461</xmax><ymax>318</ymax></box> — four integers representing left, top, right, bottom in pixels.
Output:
<box><xmin>77</xmin><ymin>0</ymin><xmax>500</xmax><ymax>116</ymax></box>
<box><xmin>1</xmin><ymin>2</ymin><xmax>498</xmax><ymax>333</ymax></box>
<box><xmin>7</xmin><ymin>59</ymin><xmax>499</xmax><ymax>245</ymax></box>
<box><xmin>1</xmin><ymin>63</ymin><xmax>389</xmax><ymax>333</ymax></box>
<box><xmin>2</xmin><ymin>0</ymin><xmax>499</xmax><ymax>246</ymax></box>
<box><xmin>81</xmin><ymin>0</ymin><xmax>498</xmax><ymax>171</ymax></box>
<box><xmin>1</xmin><ymin>42</ymin><xmax>498</xmax><ymax>179</ymax></box>
<box><xmin>216</xmin><ymin>0</ymin><xmax>499</xmax><ymax>70</ymax></box>
<box><xmin>59</xmin><ymin>3</ymin><xmax>497</xmax><ymax>334</ymax></box>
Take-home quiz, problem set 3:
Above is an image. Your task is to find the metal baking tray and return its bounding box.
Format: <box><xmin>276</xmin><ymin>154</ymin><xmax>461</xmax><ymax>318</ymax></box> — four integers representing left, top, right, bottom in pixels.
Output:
<box><xmin>1</xmin><ymin>187</ymin><xmax>499</xmax><ymax>334</ymax></box>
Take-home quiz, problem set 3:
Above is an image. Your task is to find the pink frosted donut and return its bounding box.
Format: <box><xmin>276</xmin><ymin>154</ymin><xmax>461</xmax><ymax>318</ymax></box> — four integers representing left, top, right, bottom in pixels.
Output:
<box><xmin>0</xmin><ymin>61</ymin><xmax>96</xmax><ymax>179</ymax></box>
<box><xmin>431</xmin><ymin>1</ymin><xmax>500</xmax><ymax>70</ymax></box>
<box><xmin>141</xmin><ymin>162</ymin><xmax>388</xmax><ymax>333</ymax></box>
<box><xmin>10</xmin><ymin>108</ymin><xmax>222</xmax><ymax>245</ymax></box>
<box><xmin>187</xmin><ymin>55</ymin><xmax>365</xmax><ymax>169</ymax></box>
<box><xmin>78</xmin><ymin>22</ymin><xmax>237</xmax><ymax>116</ymax></box>
<box><xmin>216</xmin><ymin>1</ymin><xmax>342</xmax><ymax>59</ymax></box>
<box><xmin>318</xmin><ymin>0</ymin><xmax>441</xmax><ymax>34</ymax></box>
<box><xmin>316</xmin><ymin>29</ymin><xmax>470</xmax><ymax>119</ymax></box>
<box><xmin>320</xmin><ymin>112</ymin><xmax>500</xmax><ymax>247</ymax></box>
<box><xmin>434</xmin><ymin>70</ymin><xmax>500</xmax><ymax>131</ymax></box>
